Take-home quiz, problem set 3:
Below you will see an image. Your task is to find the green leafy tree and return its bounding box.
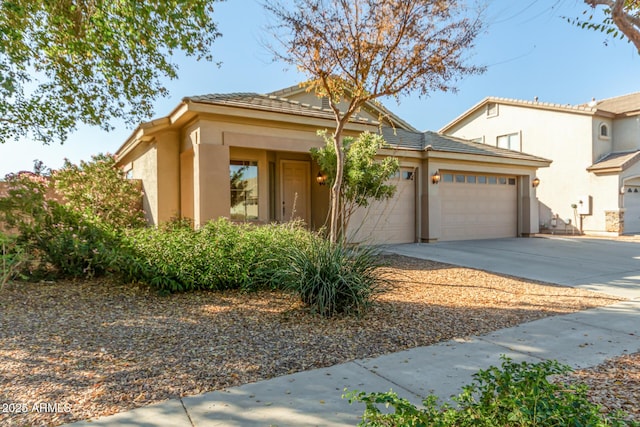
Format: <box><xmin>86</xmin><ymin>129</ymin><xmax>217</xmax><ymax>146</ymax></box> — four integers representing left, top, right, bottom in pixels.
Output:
<box><xmin>265</xmin><ymin>0</ymin><xmax>484</xmax><ymax>242</ymax></box>
<box><xmin>52</xmin><ymin>153</ymin><xmax>146</xmax><ymax>230</ymax></box>
<box><xmin>311</xmin><ymin>131</ymin><xmax>399</xmax><ymax>238</ymax></box>
<box><xmin>572</xmin><ymin>1</ymin><xmax>640</xmax><ymax>53</ymax></box>
<box><xmin>0</xmin><ymin>0</ymin><xmax>222</xmax><ymax>144</ymax></box>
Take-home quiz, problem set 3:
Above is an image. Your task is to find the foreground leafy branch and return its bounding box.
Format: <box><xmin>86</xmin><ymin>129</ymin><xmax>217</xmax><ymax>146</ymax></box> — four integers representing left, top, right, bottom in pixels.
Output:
<box><xmin>346</xmin><ymin>356</ymin><xmax>638</xmax><ymax>426</ymax></box>
<box><xmin>0</xmin><ymin>0</ymin><xmax>222</xmax><ymax>144</ymax></box>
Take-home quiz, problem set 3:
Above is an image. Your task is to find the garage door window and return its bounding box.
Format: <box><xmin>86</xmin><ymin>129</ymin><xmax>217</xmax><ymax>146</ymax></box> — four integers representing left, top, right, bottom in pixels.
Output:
<box><xmin>443</xmin><ymin>173</ymin><xmax>517</xmax><ymax>186</ymax></box>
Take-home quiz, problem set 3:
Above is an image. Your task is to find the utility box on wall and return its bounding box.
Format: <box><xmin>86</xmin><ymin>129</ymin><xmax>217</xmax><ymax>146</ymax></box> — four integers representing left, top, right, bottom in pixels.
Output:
<box><xmin>577</xmin><ymin>195</ymin><xmax>592</xmax><ymax>215</ymax></box>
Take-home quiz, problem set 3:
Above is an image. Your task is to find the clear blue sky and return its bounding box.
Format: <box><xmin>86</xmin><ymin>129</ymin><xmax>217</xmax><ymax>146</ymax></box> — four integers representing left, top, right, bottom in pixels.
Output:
<box><xmin>1</xmin><ymin>0</ymin><xmax>639</xmax><ymax>177</ymax></box>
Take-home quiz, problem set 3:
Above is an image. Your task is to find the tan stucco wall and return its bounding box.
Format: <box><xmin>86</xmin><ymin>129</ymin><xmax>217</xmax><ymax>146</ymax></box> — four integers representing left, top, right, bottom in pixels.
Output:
<box><xmin>180</xmin><ymin>148</ymin><xmax>195</xmax><ymax>222</ymax></box>
<box><xmin>128</xmin><ymin>143</ymin><xmax>158</xmax><ymax>225</ymax></box>
<box><xmin>193</xmin><ymin>143</ymin><xmax>230</xmax><ymax>226</ymax></box>
<box><xmin>155</xmin><ymin>131</ymin><xmax>180</xmax><ymax>223</ymax></box>
<box><xmin>446</xmin><ymin>105</ymin><xmax>597</xmax><ymax>233</ymax></box>
<box><xmin>284</xmin><ymin>90</ymin><xmax>381</xmax><ymax>123</ymax></box>
<box><xmin>612</xmin><ymin>116</ymin><xmax>640</xmax><ymax>152</ymax></box>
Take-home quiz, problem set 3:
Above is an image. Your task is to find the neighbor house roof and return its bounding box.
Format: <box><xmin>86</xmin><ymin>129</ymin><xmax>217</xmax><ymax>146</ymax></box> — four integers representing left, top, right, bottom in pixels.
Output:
<box><xmin>439</xmin><ymin>92</ymin><xmax>640</xmax><ymax>134</ymax></box>
<box><xmin>583</xmin><ymin>92</ymin><xmax>640</xmax><ymax>116</ymax></box>
<box><xmin>587</xmin><ymin>150</ymin><xmax>640</xmax><ymax>173</ymax></box>
<box><xmin>381</xmin><ymin>128</ymin><xmax>551</xmax><ymax>164</ymax></box>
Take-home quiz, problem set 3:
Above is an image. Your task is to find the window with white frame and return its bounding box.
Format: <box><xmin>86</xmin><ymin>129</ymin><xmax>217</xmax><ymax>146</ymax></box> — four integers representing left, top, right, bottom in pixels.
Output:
<box><xmin>230</xmin><ymin>160</ymin><xmax>258</xmax><ymax>221</ymax></box>
<box><xmin>497</xmin><ymin>132</ymin><xmax>521</xmax><ymax>151</ymax></box>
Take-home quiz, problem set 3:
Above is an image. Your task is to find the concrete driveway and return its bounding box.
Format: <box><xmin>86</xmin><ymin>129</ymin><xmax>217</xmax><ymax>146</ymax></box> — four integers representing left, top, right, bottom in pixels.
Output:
<box><xmin>385</xmin><ymin>236</ymin><xmax>640</xmax><ymax>299</ymax></box>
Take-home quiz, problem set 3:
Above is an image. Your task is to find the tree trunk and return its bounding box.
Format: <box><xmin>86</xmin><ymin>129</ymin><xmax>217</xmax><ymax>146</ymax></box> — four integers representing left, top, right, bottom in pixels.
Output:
<box><xmin>329</xmin><ymin>124</ymin><xmax>345</xmax><ymax>243</ymax></box>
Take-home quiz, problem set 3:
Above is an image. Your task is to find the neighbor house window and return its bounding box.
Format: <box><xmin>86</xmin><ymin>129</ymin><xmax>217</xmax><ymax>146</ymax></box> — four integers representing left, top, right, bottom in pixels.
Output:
<box><xmin>497</xmin><ymin>132</ymin><xmax>521</xmax><ymax>151</ymax></box>
<box><xmin>230</xmin><ymin>160</ymin><xmax>258</xmax><ymax>221</ymax></box>
<box><xmin>599</xmin><ymin>123</ymin><xmax>610</xmax><ymax>139</ymax></box>
<box><xmin>486</xmin><ymin>103</ymin><xmax>498</xmax><ymax>117</ymax></box>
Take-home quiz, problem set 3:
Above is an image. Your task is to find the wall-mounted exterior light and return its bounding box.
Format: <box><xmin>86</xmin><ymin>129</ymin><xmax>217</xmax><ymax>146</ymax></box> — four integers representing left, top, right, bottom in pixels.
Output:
<box><xmin>316</xmin><ymin>171</ymin><xmax>327</xmax><ymax>186</ymax></box>
<box><xmin>532</xmin><ymin>177</ymin><xmax>540</xmax><ymax>188</ymax></box>
<box><xmin>432</xmin><ymin>170</ymin><xmax>441</xmax><ymax>184</ymax></box>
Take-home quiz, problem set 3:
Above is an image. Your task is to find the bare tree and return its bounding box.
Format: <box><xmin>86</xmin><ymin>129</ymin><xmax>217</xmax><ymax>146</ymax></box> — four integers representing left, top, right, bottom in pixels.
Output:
<box><xmin>582</xmin><ymin>0</ymin><xmax>640</xmax><ymax>52</ymax></box>
<box><xmin>265</xmin><ymin>0</ymin><xmax>484</xmax><ymax>243</ymax></box>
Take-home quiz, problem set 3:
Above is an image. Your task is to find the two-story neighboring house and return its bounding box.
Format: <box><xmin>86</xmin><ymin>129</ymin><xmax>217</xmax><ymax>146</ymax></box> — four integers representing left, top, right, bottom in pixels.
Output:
<box><xmin>440</xmin><ymin>93</ymin><xmax>640</xmax><ymax>236</ymax></box>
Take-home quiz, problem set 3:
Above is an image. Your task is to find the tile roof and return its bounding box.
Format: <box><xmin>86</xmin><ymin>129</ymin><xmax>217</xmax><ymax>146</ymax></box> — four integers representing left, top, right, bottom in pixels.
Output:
<box><xmin>587</xmin><ymin>150</ymin><xmax>640</xmax><ymax>172</ymax></box>
<box><xmin>381</xmin><ymin>128</ymin><xmax>550</xmax><ymax>163</ymax></box>
<box><xmin>589</xmin><ymin>92</ymin><xmax>640</xmax><ymax>115</ymax></box>
<box><xmin>185</xmin><ymin>92</ymin><xmax>352</xmax><ymax>122</ymax></box>
<box><xmin>185</xmin><ymin>90</ymin><xmax>417</xmax><ymax>130</ymax></box>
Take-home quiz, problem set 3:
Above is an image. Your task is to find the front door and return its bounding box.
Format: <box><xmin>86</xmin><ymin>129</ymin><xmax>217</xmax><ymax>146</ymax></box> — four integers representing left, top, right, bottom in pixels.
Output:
<box><xmin>281</xmin><ymin>160</ymin><xmax>310</xmax><ymax>224</ymax></box>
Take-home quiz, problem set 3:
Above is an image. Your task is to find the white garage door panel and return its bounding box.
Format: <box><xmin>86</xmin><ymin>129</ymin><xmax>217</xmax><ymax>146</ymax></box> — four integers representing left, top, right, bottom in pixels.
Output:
<box><xmin>348</xmin><ymin>168</ymin><xmax>415</xmax><ymax>244</ymax></box>
<box><xmin>441</xmin><ymin>174</ymin><xmax>517</xmax><ymax>241</ymax></box>
<box><xmin>624</xmin><ymin>186</ymin><xmax>640</xmax><ymax>234</ymax></box>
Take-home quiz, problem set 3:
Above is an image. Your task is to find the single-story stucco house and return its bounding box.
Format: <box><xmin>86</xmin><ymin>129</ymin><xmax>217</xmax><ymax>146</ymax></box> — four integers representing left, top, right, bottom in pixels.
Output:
<box><xmin>114</xmin><ymin>85</ymin><xmax>551</xmax><ymax>244</ymax></box>
<box><xmin>440</xmin><ymin>92</ymin><xmax>640</xmax><ymax>236</ymax></box>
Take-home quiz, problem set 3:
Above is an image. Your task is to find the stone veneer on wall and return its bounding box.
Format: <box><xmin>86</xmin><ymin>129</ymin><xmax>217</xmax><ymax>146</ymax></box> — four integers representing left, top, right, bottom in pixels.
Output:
<box><xmin>605</xmin><ymin>210</ymin><xmax>624</xmax><ymax>234</ymax></box>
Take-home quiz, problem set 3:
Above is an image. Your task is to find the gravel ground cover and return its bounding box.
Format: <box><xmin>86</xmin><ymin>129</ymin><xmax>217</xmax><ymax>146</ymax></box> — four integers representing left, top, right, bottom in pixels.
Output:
<box><xmin>0</xmin><ymin>255</ymin><xmax>634</xmax><ymax>426</ymax></box>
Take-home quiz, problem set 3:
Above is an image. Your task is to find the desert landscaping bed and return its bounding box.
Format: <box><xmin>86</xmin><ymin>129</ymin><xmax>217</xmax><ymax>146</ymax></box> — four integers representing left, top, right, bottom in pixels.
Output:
<box><xmin>0</xmin><ymin>254</ymin><xmax>636</xmax><ymax>426</ymax></box>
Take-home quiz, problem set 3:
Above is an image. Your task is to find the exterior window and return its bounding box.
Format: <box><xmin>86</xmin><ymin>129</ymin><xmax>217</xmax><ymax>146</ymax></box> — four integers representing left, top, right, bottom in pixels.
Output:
<box><xmin>599</xmin><ymin>123</ymin><xmax>610</xmax><ymax>139</ymax></box>
<box><xmin>488</xmin><ymin>176</ymin><xmax>497</xmax><ymax>184</ymax></box>
<box><xmin>478</xmin><ymin>176</ymin><xmax>487</xmax><ymax>184</ymax></box>
<box><xmin>230</xmin><ymin>160</ymin><xmax>258</xmax><ymax>221</ymax></box>
<box><xmin>125</xmin><ymin>169</ymin><xmax>133</xmax><ymax>179</ymax></box>
<box><xmin>498</xmin><ymin>177</ymin><xmax>507</xmax><ymax>185</ymax></box>
<box><xmin>508</xmin><ymin>178</ymin><xmax>516</xmax><ymax>185</ymax></box>
<box><xmin>497</xmin><ymin>133</ymin><xmax>521</xmax><ymax>151</ymax></box>
<box><xmin>442</xmin><ymin>173</ymin><xmax>453</xmax><ymax>183</ymax></box>
<box><xmin>486</xmin><ymin>103</ymin><xmax>498</xmax><ymax>117</ymax></box>
<box><xmin>471</xmin><ymin>137</ymin><xmax>484</xmax><ymax>144</ymax></box>
<box><xmin>455</xmin><ymin>174</ymin><xmax>465</xmax><ymax>183</ymax></box>
<box><xmin>467</xmin><ymin>175</ymin><xmax>476</xmax><ymax>184</ymax></box>
<box><xmin>402</xmin><ymin>171</ymin><xmax>414</xmax><ymax>180</ymax></box>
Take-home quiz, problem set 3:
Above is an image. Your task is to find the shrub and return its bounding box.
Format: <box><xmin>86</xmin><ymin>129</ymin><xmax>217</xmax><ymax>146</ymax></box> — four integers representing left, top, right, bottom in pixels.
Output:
<box><xmin>278</xmin><ymin>238</ymin><xmax>389</xmax><ymax>317</ymax></box>
<box><xmin>0</xmin><ymin>164</ymin><xmax>127</xmax><ymax>279</ymax></box>
<box><xmin>124</xmin><ymin>218</ymin><xmax>313</xmax><ymax>293</ymax></box>
<box><xmin>1</xmin><ymin>232</ymin><xmax>28</xmax><ymax>289</ymax></box>
<box><xmin>345</xmin><ymin>356</ymin><xmax>638</xmax><ymax>426</ymax></box>
<box><xmin>52</xmin><ymin>153</ymin><xmax>145</xmax><ymax>230</ymax></box>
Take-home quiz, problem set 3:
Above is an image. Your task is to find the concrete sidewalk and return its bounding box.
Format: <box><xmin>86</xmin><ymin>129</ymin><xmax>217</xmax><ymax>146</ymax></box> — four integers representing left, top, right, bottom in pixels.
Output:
<box><xmin>68</xmin><ymin>237</ymin><xmax>640</xmax><ymax>426</ymax></box>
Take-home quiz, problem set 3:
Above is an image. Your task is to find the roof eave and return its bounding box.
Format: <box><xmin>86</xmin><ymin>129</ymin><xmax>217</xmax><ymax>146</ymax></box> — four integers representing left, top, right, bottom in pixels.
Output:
<box><xmin>115</xmin><ymin>102</ymin><xmax>192</xmax><ymax>164</ymax></box>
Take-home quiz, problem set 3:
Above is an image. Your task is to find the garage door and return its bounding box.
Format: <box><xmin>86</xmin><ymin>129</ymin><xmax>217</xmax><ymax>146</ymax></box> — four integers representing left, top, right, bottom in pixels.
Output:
<box><xmin>624</xmin><ymin>186</ymin><xmax>640</xmax><ymax>234</ymax></box>
<box><xmin>348</xmin><ymin>168</ymin><xmax>416</xmax><ymax>244</ymax></box>
<box><xmin>441</xmin><ymin>172</ymin><xmax>517</xmax><ymax>241</ymax></box>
